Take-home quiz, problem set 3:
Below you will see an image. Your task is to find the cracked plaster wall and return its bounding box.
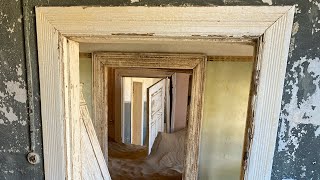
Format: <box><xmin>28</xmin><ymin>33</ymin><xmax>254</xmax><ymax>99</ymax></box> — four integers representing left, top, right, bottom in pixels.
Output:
<box><xmin>0</xmin><ymin>0</ymin><xmax>319</xmax><ymax>179</ymax></box>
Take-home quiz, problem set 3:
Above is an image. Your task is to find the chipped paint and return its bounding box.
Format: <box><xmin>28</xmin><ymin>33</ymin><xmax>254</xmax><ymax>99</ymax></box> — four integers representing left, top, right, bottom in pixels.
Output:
<box><xmin>0</xmin><ymin>106</ymin><xmax>18</xmax><ymax>123</ymax></box>
<box><xmin>0</xmin><ymin>0</ymin><xmax>320</xmax><ymax>179</ymax></box>
<box><xmin>280</xmin><ymin>57</ymin><xmax>320</xmax><ymax>126</ymax></box>
<box><xmin>4</xmin><ymin>81</ymin><xmax>27</xmax><ymax>103</ymax></box>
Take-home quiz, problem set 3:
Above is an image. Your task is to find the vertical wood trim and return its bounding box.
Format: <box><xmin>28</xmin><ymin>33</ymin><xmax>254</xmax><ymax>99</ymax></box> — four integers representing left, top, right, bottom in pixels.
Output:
<box><xmin>61</xmin><ymin>36</ymin><xmax>71</xmax><ymax>180</ymax></box>
<box><xmin>240</xmin><ymin>38</ymin><xmax>261</xmax><ymax>180</ymax></box>
<box><xmin>131</xmin><ymin>82</ymin><xmax>143</xmax><ymax>145</ymax></box>
<box><xmin>93</xmin><ymin>58</ymin><xmax>109</xmax><ymax>162</ymax></box>
<box><xmin>69</xmin><ymin>39</ymin><xmax>81</xmax><ymax>180</ymax></box>
<box><xmin>114</xmin><ymin>70</ymin><xmax>122</xmax><ymax>143</ymax></box>
<box><xmin>184</xmin><ymin>58</ymin><xmax>207</xmax><ymax>180</ymax></box>
<box><xmin>165</xmin><ymin>78</ymin><xmax>171</xmax><ymax>133</ymax></box>
<box><xmin>92</xmin><ymin>57</ymin><xmax>104</xmax><ymax>147</ymax></box>
<box><xmin>245</xmin><ymin>7</ymin><xmax>295</xmax><ymax>180</ymax></box>
<box><xmin>103</xmin><ymin>66</ymin><xmax>109</xmax><ymax>163</ymax></box>
<box><xmin>36</xmin><ymin>10</ymin><xmax>66</xmax><ymax>180</ymax></box>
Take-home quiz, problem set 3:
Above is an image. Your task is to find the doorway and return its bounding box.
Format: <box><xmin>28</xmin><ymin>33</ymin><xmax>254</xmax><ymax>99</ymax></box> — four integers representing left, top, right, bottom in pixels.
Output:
<box><xmin>36</xmin><ymin>6</ymin><xmax>294</xmax><ymax>180</ymax></box>
<box><xmin>90</xmin><ymin>53</ymin><xmax>201</xmax><ymax>179</ymax></box>
<box><xmin>107</xmin><ymin>72</ymin><xmax>191</xmax><ymax>179</ymax></box>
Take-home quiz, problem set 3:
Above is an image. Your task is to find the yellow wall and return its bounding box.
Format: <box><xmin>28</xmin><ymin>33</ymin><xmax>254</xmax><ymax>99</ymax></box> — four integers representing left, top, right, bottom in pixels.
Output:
<box><xmin>199</xmin><ymin>61</ymin><xmax>253</xmax><ymax>180</ymax></box>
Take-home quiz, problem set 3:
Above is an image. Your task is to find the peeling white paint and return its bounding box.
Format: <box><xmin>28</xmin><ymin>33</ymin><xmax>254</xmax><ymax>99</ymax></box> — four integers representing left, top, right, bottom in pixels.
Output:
<box><xmin>0</xmin><ymin>106</ymin><xmax>18</xmax><ymax>123</ymax></box>
<box><xmin>261</xmin><ymin>0</ymin><xmax>272</xmax><ymax>5</ymax></box>
<box><xmin>0</xmin><ymin>91</ymin><xmax>5</xmax><ymax>98</ymax></box>
<box><xmin>5</xmin><ymin>80</ymin><xmax>27</xmax><ymax>103</ymax></box>
<box><xmin>292</xmin><ymin>22</ymin><xmax>300</xmax><ymax>36</ymax></box>
<box><xmin>7</xmin><ymin>27</ymin><xmax>14</xmax><ymax>33</ymax></box>
<box><xmin>278</xmin><ymin>56</ymin><xmax>320</xmax><ymax>160</ymax></box>
<box><xmin>16</xmin><ymin>64</ymin><xmax>23</xmax><ymax>76</ymax></box>
<box><xmin>281</xmin><ymin>56</ymin><xmax>320</xmax><ymax>126</ymax></box>
<box><xmin>315</xmin><ymin>127</ymin><xmax>320</xmax><ymax>137</ymax></box>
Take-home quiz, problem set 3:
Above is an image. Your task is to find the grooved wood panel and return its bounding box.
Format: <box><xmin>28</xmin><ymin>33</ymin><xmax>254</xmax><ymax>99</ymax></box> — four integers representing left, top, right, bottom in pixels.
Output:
<box><xmin>37</xmin><ymin>7</ymin><xmax>291</xmax><ymax>37</ymax></box>
<box><xmin>245</xmin><ymin>7</ymin><xmax>295</xmax><ymax>180</ymax></box>
<box><xmin>36</xmin><ymin>10</ymin><xmax>65</xmax><ymax>180</ymax></box>
<box><xmin>68</xmin><ymin>39</ymin><xmax>81</xmax><ymax>180</ymax></box>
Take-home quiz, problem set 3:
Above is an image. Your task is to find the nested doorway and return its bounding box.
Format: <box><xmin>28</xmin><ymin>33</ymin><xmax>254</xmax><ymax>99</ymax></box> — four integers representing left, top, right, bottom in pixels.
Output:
<box><xmin>36</xmin><ymin>6</ymin><xmax>294</xmax><ymax>180</ymax></box>
<box><xmin>92</xmin><ymin>52</ymin><xmax>206</xmax><ymax>166</ymax></box>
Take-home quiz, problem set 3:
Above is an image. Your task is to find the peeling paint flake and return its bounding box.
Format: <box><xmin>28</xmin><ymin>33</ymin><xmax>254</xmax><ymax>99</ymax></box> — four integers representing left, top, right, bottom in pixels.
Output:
<box><xmin>0</xmin><ymin>106</ymin><xmax>18</xmax><ymax>123</ymax></box>
<box><xmin>4</xmin><ymin>80</ymin><xmax>27</xmax><ymax>103</ymax></box>
<box><xmin>281</xmin><ymin>56</ymin><xmax>320</xmax><ymax>126</ymax></box>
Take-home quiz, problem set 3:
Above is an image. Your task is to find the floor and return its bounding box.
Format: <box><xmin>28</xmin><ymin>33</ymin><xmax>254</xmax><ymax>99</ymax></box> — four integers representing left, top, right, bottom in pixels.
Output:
<box><xmin>108</xmin><ymin>130</ymin><xmax>186</xmax><ymax>180</ymax></box>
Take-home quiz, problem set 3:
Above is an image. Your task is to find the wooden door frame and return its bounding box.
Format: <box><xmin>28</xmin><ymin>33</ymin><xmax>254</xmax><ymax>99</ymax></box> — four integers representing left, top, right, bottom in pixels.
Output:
<box><xmin>112</xmin><ymin>67</ymin><xmax>192</xmax><ymax>143</ymax></box>
<box><xmin>93</xmin><ymin>52</ymin><xmax>206</xmax><ymax>166</ymax></box>
<box><xmin>36</xmin><ymin>6</ymin><xmax>295</xmax><ymax>180</ymax></box>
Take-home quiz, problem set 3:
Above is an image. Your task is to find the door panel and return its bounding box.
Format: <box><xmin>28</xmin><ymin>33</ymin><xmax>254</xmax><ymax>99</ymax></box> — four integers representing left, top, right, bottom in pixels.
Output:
<box><xmin>80</xmin><ymin>87</ymin><xmax>111</xmax><ymax>180</ymax></box>
<box><xmin>147</xmin><ymin>79</ymin><xmax>166</xmax><ymax>154</ymax></box>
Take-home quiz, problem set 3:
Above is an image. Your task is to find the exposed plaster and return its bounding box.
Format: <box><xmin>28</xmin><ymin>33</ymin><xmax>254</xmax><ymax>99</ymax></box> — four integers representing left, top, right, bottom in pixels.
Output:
<box><xmin>281</xmin><ymin>57</ymin><xmax>320</xmax><ymax>126</ymax></box>
<box><xmin>0</xmin><ymin>106</ymin><xmax>18</xmax><ymax>124</ymax></box>
<box><xmin>4</xmin><ymin>81</ymin><xmax>27</xmax><ymax>103</ymax></box>
<box><xmin>261</xmin><ymin>0</ymin><xmax>272</xmax><ymax>5</ymax></box>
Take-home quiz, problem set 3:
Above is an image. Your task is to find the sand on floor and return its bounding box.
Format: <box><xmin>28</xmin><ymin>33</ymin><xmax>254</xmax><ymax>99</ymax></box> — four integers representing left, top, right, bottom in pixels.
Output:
<box><xmin>108</xmin><ymin>129</ymin><xmax>186</xmax><ymax>180</ymax></box>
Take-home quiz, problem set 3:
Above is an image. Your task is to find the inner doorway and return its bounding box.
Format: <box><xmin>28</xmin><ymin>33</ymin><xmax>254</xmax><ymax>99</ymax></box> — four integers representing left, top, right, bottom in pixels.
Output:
<box><xmin>109</xmin><ymin>69</ymin><xmax>192</xmax><ymax>179</ymax></box>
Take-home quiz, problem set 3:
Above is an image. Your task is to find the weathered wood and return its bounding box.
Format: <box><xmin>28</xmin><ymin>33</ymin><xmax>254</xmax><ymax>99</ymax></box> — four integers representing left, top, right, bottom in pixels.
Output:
<box><xmin>131</xmin><ymin>82</ymin><xmax>143</xmax><ymax>145</ymax></box>
<box><xmin>147</xmin><ymin>79</ymin><xmax>166</xmax><ymax>154</ymax></box>
<box><xmin>165</xmin><ymin>78</ymin><xmax>171</xmax><ymax>133</ymax></box>
<box><xmin>94</xmin><ymin>55</ymin><xmax>203</xmax><ymax>145</ymax></box>
<box><xmin>37</xmin><ymin>6</ymin><xmax>292</xmax><ymax>37</ymax></box>
<box><xmin>244</xmin><ymin>7</ymin><xmax>295</xmax><ymax>180</ymax></box>
<box><xmin>183</xmin><ymin>59</ymin><xmax>207</xmax><ymax>180</ymax></box>
<box><xmin>94</xmin><ymin>52</ymin><xmax>202</xmax><ymax>70</ymax></box>
<box><xmin>207</xmin><ymin>56</ymin><xmax>253</xmax><ymax>62</ymax></box>
<box><xmin>36</xmin><ymin>6</ymin><xmax>294</xmax><ymax>180</ymax></box>
<box><xmin>80</xmin><ymin>85</ymin><xmax>111</xmax><ymax>179</ymax></box>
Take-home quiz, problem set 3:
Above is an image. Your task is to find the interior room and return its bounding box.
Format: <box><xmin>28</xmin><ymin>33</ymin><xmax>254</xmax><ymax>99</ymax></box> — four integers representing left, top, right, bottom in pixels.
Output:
<box><xmin>4</xmin><ymin>4</ymin><xmax>314</xmax><ymax>180</ymax></box>
<box><xmin>78</xmin><ymin>41</ymin><xmax>255</xmax><ymax>179</ymax></box>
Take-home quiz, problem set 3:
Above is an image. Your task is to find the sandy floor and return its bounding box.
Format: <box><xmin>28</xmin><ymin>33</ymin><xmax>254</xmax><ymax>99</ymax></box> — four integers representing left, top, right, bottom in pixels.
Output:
<box><xmin>108</xmin><ymin>129</ymin><xmax>186</xmax><ymax>180</ymax></box>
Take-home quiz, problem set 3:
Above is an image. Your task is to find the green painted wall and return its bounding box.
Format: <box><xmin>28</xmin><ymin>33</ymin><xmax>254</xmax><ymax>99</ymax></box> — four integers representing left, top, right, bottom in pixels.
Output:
<box><xmin>79</xmin><ymin>57</ymin><xmax>93</xmax><ymax>118</ymax></box>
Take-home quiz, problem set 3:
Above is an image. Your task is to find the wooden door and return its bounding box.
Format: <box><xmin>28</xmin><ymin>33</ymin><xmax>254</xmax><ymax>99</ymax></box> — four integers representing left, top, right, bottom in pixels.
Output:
<box><xmin>147</xmin><ymin>79</ymin><xmax>166</xmax><ymax>154</ymax></box>
<box><xmin>80</xmin><ymin>87</ymin><xmax>111</xmax><ymax>179</ymax></box>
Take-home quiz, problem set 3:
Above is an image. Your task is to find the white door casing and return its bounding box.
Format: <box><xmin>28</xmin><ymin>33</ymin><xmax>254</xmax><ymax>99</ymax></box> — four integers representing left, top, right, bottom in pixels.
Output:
<box><xmin>36</xmin><ymin>6</ymin><xmax>294</xmax><ymax>180</ymax></box>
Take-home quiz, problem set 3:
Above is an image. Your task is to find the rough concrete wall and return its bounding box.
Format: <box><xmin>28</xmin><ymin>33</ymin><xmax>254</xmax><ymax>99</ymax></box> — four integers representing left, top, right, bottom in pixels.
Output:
<box><xmin>271</xmin><ymin>0</ymin><xmax>320</xmax><ymax>179</ymax></box>
<box><xmin>0</xmin><ymin>0</ymin><xmax>44</xmax><ymax>179</ymax></box>
<box><xmin>0</xmin><ymin>0</ymin><xmax>319</xmax><ymax>179</ymax></box>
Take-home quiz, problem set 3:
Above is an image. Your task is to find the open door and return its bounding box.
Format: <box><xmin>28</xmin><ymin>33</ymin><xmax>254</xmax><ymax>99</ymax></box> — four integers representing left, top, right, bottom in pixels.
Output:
<box><xmin>80</xmin><ymin>86</ymin><xmax>111</xmax><ymax>179</ymax></box>
<box><xmin>147</xmin><ymin>79</ymin><xmax>167</xmax><ymax>154</ymax></box>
